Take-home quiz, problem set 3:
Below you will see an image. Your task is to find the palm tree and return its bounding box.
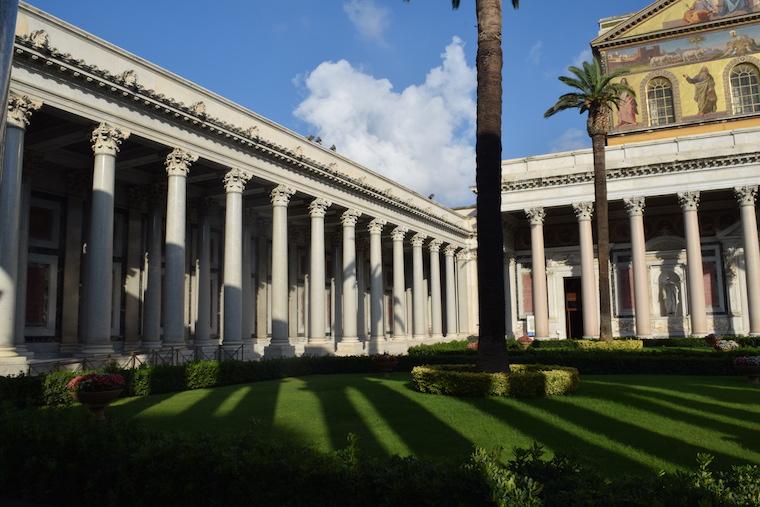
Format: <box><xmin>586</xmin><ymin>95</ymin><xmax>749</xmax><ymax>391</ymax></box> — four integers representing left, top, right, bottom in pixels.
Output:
<box><xmin>404</xmin><ymin>0</ymin><xmax>519</xmax><ymax>372</ymax></box>
<box><xmin>544</xmin><ymin>57</ymin><xmax>633</xmax><ymax>341</ymax></box>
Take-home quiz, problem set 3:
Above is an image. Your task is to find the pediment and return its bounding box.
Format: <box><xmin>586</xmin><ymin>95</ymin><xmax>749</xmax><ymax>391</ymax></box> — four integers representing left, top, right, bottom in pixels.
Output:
<box><xmin>593</xmin><ymin>0</ymin><xmax>760</xmax><ymax>47</ymax></box>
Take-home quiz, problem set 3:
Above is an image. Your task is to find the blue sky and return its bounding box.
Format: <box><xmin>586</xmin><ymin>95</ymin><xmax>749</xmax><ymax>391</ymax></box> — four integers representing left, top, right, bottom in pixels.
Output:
<box><xmin>27</xmin><ymin>0</ymin><xmax>650</xmax><ymax>205</ymax></box>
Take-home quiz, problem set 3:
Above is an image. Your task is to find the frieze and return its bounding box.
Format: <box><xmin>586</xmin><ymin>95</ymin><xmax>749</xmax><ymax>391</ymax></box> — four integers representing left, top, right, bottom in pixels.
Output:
<box><xmin>12</xmin><ymin>31</ymin><xmax>468</xmax><ymax>239</ymax></box>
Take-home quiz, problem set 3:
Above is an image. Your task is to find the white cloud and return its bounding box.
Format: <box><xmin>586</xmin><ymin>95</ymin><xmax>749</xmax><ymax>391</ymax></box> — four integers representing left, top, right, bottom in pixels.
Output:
<box><xmin>343</xmin><ymin>0</ymin><xmax>390</xmax><ymax>44</ymax></box>
<box><xmin>572</xmin><ymin>48</ymin><xmax>592</xmax><ymax>68</ymax></box>
<box><xmin>294</xmin><ymin>37</ymin><xmax>476</xmax><ymax>206</ymax></box>
<box><xmin>550</xmin><ymin>128</ymin><xmax>589</xmax><ymax>152</ymax></box>
<box><xmin>528</xmin><ymin>41</ymin><xmax>543</xmax><ymax>65</ymax></box>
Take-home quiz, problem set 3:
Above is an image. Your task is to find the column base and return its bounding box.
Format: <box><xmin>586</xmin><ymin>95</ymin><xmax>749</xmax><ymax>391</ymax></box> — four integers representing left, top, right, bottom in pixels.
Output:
<box><xmin>384</xmin><ymin>339</ymin><xmax>409</xmax><ymax>355</ymax></box>
<box><xmin>303</xmin><ymin>340</ymin><xmax>335</xmax><ymax>356</ymax></box>
<box><xmin>141</xmin><ymin>339</ymin><xmax>163</xmax><ymax>352</ymax></box>
<box><xmin>59</xmin><ymin>342</ymin><xmax>80</xmax><ymax>357</ymax></box>
<box><xmin>251</xmin><ymin>338</ymin><xmax>270</xmax><ymax>357</ymax></box>
<box><xmin>264</xmin><ymin>341</ymin><xmax>296</xmax><ymax>359</ymax></box>
<box><xmin>365</xmin><ymin>337</ymin><xmax>386</xmax><ymax>355</ymax></box>
<box><xmin>123</xmin><ymin>341</ymin><xmax>142</xmax><ymax>353</ymax></box>
<box><xmin>336</xmin><ymin>339</ymin><xmax>365</xmax><ymax>356</ymax></box>
<box><xmin>79</xmin><ymin>343</ymin><xmax>115</xmax><ymax>357</ymax></box>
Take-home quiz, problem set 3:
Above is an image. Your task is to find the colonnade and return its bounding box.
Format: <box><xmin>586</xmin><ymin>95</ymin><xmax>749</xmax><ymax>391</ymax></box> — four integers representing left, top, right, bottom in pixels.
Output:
<box><xmin>524</xmin><ymin>187</ymin><xmax>760</xmax><ymax>338</ymax></box>
<box><xmin>0</xmin><ymin>95</ymin><xmax>469</xmax><ymax>360</ymax></box>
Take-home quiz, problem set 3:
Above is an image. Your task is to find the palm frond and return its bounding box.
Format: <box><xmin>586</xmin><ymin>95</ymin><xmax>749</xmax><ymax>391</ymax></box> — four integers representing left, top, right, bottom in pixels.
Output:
<box><xmin>544</xmin><ymin>93</ymin><xmax>586</xmax><ymax>118</ymax></box>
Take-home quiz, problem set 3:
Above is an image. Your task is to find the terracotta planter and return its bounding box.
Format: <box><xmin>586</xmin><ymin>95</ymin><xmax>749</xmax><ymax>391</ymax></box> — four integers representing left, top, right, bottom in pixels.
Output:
<box><xmin>735</xmin><ymin>366</ymin><xmax>760</xmax><ymax>385</ymax></box>
<box><xmin>73</xmin><ymin>389</ymin><xmax>123</xmax><ymax>420</ymax></box>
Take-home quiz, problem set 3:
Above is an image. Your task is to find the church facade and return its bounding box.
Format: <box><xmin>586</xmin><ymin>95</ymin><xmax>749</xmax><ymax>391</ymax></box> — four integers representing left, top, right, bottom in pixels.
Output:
<box><xmin>503</xmin><ymin>0</ymin><xmax>760</xmax><ymax>340</ymax></box>
<box><xmin>0</xmin><ymin>3</ymin><xmax>477</xmax><ymax>374</ymax></box>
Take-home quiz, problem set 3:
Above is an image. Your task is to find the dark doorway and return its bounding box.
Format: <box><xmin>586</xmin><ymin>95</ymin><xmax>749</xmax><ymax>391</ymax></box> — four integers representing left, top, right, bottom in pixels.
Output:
<box><xmin>564</xmin><ymin>277</ymin><xmax>583</xmax><ymax>339</ymax></box>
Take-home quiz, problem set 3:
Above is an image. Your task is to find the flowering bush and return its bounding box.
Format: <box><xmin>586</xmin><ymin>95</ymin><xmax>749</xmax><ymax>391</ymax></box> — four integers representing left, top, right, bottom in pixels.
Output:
<box><xmin>466</xmin><ymin>341</ymin><xmax>478</xmax><ymax>351</ymax></box>
<box><xmin>734</xmin><ymin>356</ymin><xmax>760</xmax><ymax>368</ymax></box>
<box><xmin>66</xmin><ymin>373</ymin><xmax>125</xmax><ymax>393</ymax></box>
<box><xmin>705</xmin><ymin>334</ymin><xmax>740</xmax><ymax>352</ymax></box>
<box><xmin>517</xmin><ymin>335</ymin><xmax>534</xmax><ymax>349</ymax></box>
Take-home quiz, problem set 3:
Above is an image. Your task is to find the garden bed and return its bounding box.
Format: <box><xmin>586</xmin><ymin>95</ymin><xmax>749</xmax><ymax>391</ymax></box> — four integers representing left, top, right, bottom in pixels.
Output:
<box><xmin>411</xmin><ymin>364</ymin><xmax>580</xmax><ymax>397</ymax></box>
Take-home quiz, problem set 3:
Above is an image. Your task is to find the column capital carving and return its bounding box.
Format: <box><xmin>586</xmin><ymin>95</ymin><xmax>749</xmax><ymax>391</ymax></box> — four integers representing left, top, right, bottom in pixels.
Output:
<box><xmin>391</xmin><ymin>226</ymin><xmax>408</xmax><ymax>241</ymax></box>
<box><xmin>308</xmin><ymin>197</ymin><xmax>332</xmax><ymax>218</ymax></box>
<box><xmin>677</xmin><ymin>191</ymin><xmax>700</xmax><ymax>211</ymax></box>
<box><xmin>368</xmin><ymin>218</ymin><xmax>386</xmax><ymax>234</ymax></box>
<box><xmin>525</xmin><ymin>207</ymin><xmax>546</xmax><ymax>226</ymax></box>
<box><xmin>224</xmin><ymin>168</ymin><xmax>251</xmax><ymax>193</ymax></box>
<box><xmin>7</xmin><ymin>93</ymin><xmax>42</xmax><ymax>129</ymax></box>
<box><xmin>456</xmin><ymin>250</ymin><xmax>471</xmax><ymax>261</ymax></box>
<box><xmin>572</xmin><ymin>202</ymin><xmax>594</xmax><ymax>221</ymax></box>
<box><xmin>444</xmin><ymin>245</ymin><xmax>458</xmax><ymax>257</ymax></box>
<box><xmin>270</xmin><ymin>184</ymin><xmax>295</xmax><ymax>206</ymax></box>
<box><xmin>340</xmin><ymin>209</ymin><xmax>362</xmax><ymax>227</ymax></box>
<box><xmin>411</xmin><ymin>233</ymin><xmax>427</xmax><ymax>248</ymax></box>
<box><xmin>429</xmin><ymin>239</ymin><xmax>443</xmax><ymax>253</ymax></box>
<box><xmin>623</xmin><ymin>196</ymin><xmax>646</xmax><ymax>217</ymax></box>
<box><xmin>165</xmin><ymin>148</ymin><xmax>198</xmax><ymax>177</ymax></box>
<box><xmin>735</xmin><ymin>185</ymin><xmax>758</xmax><ymax>207</ymax></box>
<box><xmin>91</xmin><ymin>122</ymin><xmax>130</xmax><ymax>155</ymax></box>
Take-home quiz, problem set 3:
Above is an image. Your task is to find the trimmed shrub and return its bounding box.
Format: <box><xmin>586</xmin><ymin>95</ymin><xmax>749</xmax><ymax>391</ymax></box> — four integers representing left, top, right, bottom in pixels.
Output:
<box><xmin>574</xmin><ymin>339</ymin><xmax>643</xmax><ymax>351</ymax></box>
<box><xmin>411</xmin><ymin>363</ymin><xmax>580</xmax><ymax>398</ymax></box>
<box><xmin>41</xmin><ymin>370</ymin><xmax>81</xmax><ymax>406</ymax></box>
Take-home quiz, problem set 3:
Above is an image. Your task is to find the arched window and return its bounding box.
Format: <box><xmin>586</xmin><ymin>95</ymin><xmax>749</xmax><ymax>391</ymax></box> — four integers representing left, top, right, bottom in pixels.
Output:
<box><xmin>730</xmin><ymin>63</ymin><xmax>760</xmax><ymax>115</ymax></box>
<box><xmin>647</xmin><ymin>77</ymin><xmax>676</xmax><ymax>126</ymax></box>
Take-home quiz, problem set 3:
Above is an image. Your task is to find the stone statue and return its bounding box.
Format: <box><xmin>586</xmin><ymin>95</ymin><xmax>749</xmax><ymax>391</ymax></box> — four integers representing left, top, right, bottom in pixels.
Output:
<box><xmin>660</xmin><ymin>272</ymin><xmax>681</xmax><ymax>316</ymax></box>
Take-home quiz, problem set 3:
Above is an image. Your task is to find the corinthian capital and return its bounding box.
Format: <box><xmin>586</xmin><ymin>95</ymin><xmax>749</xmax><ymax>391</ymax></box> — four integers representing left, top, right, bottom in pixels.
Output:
<box><xmin>224</xmin><ymin>168</ymin><xmax>251</xmax><ymax>193</ymax></box>
<box><xmin>677</xmin><ymin>191</ymin><xmax>700</xmax><ymax>211</ymax></box>
<box><xmin>7</xmin><ymin>93</ymin><xmax>42</xmax><ymax>129</ymax></box>
<box><xmin>391</xmin><ymin>226</ymin><xmax>408</xmax><ymax>241</ymax></box>
<box><xmin>368</xmin><ymin>218</ymin><xmax>386</xmax><ymax>235</ymax></box>
<box><xmin>572</xmin><ymin>202</ymin><xmax>594</xmax><ymax>221</ymax></box>
<box><xmin>525</xmin><ymin>207</ymin><xmax>546</xmax><ymax>226</ymax></box>
<box><xmin>623</xmin><ymin>196</ymin><xmax>646</xmax><ymax>217</ymax></box>
<box><xmin>91</xmin><ymin>123</ymin><xmax>130</xmax><ymax>155</ymax></box>
<box><xmin>735</xmin><ymin>186</ymin><xmax>758</xmax><ymax>207</ymax></box>
<box><xmin>411</xmin><ymin>233</ymin><xmax>427</xmax><ymax>248</ymax></box>
<box><xmin>429</xmin><ymin>239</ymin><xmax>443</xmax><ymax>253</ymax></box>
<box><xmin>270</xmin><ymin>184</ymin><xmax>295</xmax><ymax>206</ymax></box>
<box><xmin>309</xmin><ymin>197</ymin><xmax>332</xmax><ymax>218</ymax></box>
<box><xmin>444</xmin><ymin>245</ymin><xmax>458</xmax><ymax>257</ymax></box>
<box><xmin>165</xmin><ymin>148</ymin><xmax>198</xmax><ymax>177</ymax></box>
<box><xmin>340</xmin><ymin>209</ymin><xmax>362</xmax><ymax>227</ymax></box>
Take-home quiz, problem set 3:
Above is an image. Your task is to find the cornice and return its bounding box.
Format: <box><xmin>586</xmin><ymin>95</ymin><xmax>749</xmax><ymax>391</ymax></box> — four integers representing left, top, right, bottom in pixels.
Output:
<box><xmin>12</xmin><ymin>30</ymin><xmax>469</xmax><ymax>238</ymax></box>
<box><xmin>593</xmin><ymin>1</ymin><xmax>760</xmax><ymax>50</ymax></box>
<box><xmin>502</xmin><ymin>152</ymin><xmax>760</xmax><ymax>193</ymax></box>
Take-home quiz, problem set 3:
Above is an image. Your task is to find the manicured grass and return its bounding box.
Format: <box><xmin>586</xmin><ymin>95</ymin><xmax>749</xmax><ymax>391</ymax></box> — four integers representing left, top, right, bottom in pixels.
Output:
<box><xmin>102</xmin><ymin>373</ymin><xmax>760</xmax><ymax>476</ymax></box>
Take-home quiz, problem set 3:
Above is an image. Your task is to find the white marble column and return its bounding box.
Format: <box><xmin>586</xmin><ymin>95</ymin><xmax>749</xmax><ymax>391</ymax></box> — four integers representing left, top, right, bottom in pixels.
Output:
<box><xmin>14</xmin><ymin>179</ymin><xmax>30</xmax><ymax>356</ymax></box>
<box><xmin>411</xmin><ymin>233</ymin><xmax>427</xmax><ymax>340</ymax></box>
<box><xmin>142</xmin><ymin>189</ymin><xmax>163</xmax><ymax>350</ymax></box>
<box><xmin>390</xmin><ymin>227</ymin><xmax>408</xmax><ymax>345</ymax></box>
<box><xmin>241</xmin><ymin>211</ymin><xmax>255</xmax><ymax>344</ymax></box>
<box><xmin>428</xmin><ymin>240</ymin><xmax>443</xmax><ymax>341</ymax></box>
<box><xmin>60</xmin><ymin>172</ymin><xmax>86</xmax><ymax>355</ymax></box>
<box><xmin>444</xmin><ymin>245</ymin><xmax>458</xmax><ymax>339</ymax></box>
<box><xmin>81</xmin><ymin>123</ymin><xmax>129</xmax><ymax>355</ymax></box>
<box><xmin>163</xmin><ymin>149</ymin><xmax>197</xmax><ymax>349</ymax></box>
<box><xmin>525</xmin><ymin>207</ymin><xmax>549</xmax><ymax>339</ymax></box>
<box><xmin>265</xmin><ymin>184</ymin><xmax>295</xmax><ymax>358</ymax></box>
<box><xmin>624</xmin><ymin>197</ymin><xmax>651</xmax><ymax>338</ymax></box>
<box><xmin>572</xmin><ymin>202</ymin><xmax>599</xmax><ymax>338</ymax></box>
<box><xmin>678</xmin><ymin>191</ymin><xmax>707</xmax><ymax>336</ymax></box>
<box><xmin>0</xmin><ymin>94</ymin><xmax>40</xmax><ymax>360</ymax></box>
<box><xmin>368</xmin><ymin>219</ymin><xmax>386</xmax><ymax>352</ymax></box>
<box><xmin>306</xmin><ymin>198</ymin><xmax>332</xmax><ymax>355</ymax></box>
<box><xmin>735</xmin><ymin>186</ymin><xmax>760</xmax><ymax>336</ymax></box>
<box><xmin>123</xmin><ymin>195</ymin><xmax>144</xmax><ymax>351</ymax></box>
<box><xmin>255</xmin><ymin>220</ymin><xmax>269</xmax><ymax>346</ymax></box>
<box><xmin>195</xmin><ymin>200</ymin><xmax>213</xmax><ymax>347</ymax></box>
<box><xmin>456</xmin><ymin>251</ymin><xmax>471</xmax><ymax>336</ymax></box>
<box><xmin>337</xmin><ymin>209</ymin><xmax>363</xmax><ymax>355</ymax></box>
<box><xmin>221</xmin><ymin>168</ymin><xmax>250</xmax><ymax>351</ymax></box>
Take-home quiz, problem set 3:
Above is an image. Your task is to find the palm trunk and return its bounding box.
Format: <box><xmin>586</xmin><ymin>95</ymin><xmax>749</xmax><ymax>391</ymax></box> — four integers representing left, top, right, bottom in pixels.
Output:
<box><xmin>592</xmin><ymin>133</ymin><xmax>612</xmax><ymax>341</ymax></box>
<box><xmin>474</xmin><ymin>0</ymin><xmax>508</xmax><ymax>372</ymax></box>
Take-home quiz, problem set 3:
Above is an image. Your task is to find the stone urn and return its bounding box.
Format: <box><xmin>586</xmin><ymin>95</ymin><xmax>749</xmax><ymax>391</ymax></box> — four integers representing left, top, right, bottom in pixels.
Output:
<box><xmin>74</xmin><ymin>389</ymin><xmax>123</xmax><ymax>420</ymax></box>
<box><xmin>373</xmin><ymin>355</ymin><xmax>399</xmax><ymax>375</ymax></box>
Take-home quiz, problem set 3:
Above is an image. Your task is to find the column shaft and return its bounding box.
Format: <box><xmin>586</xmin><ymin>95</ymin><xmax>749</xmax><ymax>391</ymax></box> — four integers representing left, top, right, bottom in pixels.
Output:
<box><xmin>679</xmin><ymin>192</ymin><xmax>707</xmax><ymax>336</ymax></box>
<box><xmin>624</xmin><ymin>198</ymin><xmax>651</xmax><ymax>338</ymax></box>
<box><xmin>391</xmin><ymin>228</ymin><xmax>407</xmax><ymax>339</ymax></box>
<box><xmin>241</xmin><ymin>219</ymin><xmax>254</xmax><ymax>341</ymax></box>
<box><xmin>337</xmin><ymin>210</ymin><xmax>361</xmax><ymax>355</ymax></box>
<box><xmin>736</xmin><ymin>186</ymin><xmax>760</xmax><ymax>335</ymax></box>
<box><xmin>221</xmin><ymin>169</ymin><xmax>250</xmax><ymax>349</ymax></box>
<box><xmin>573</xmin><ymin>203</ymin><xmax>599</xmax><ymax>338</ymax></box>
<box><xmin>429</xmin><ymin>241</ymin><xmax>443</xmax><ymax>339</ymax></box>
<box><xmin>123</xmin><ymin>204</ymin><xmax>143</xmax><ymax>350</ymax></box>
<box><xmin>411</xmin><ymin>234</ymin><xmax>426</xmax><ymax>339</ymax></box>
<box><xmin>195</xmin><ymin>207</ymin><xmax>212</xmax><ymax>345</ymax></box>
<box><xmin>306</xmin><ymin>199</ymin><xmax>331</xmax><ymax>354</ymax></box>
<box><xmin>142</xmin><ymin>200</ymin><xmax>163</xmax><ymax>348</ymax></box>
<box><xmin>444</xmin><ymin>247</ymin><xmax>457</xmax><ymax>338</ymax></box>
<box><xmin>265</xmin><ymin>185</ymin><xmax>295</xmax><ymax>357</ymax></box>
<box><xmin>369</xmin><ymin>221</ymin><xmax>385</xmax><ymax>346</ymax></box>
<box><xmin>526</xmin><ymin>208</ymin><xmax>549</xmax><ymax>339</ymax></box>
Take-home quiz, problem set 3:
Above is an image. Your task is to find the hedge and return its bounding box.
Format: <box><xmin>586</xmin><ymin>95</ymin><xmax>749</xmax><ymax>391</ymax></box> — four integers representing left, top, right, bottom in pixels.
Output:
<box><xmin>0</xmin><ymin>348</ymin><xmax>754</xmax><ymax>409</ymax></box>
<box><xmin>411</xmin><ymin>364</ymin><xmax>580</xmax><ymax>397</ymax></box>
<box><xmin>1</xmin><ymin>409</ymin><xmax>758</xmax><ymax>507</ymax></box>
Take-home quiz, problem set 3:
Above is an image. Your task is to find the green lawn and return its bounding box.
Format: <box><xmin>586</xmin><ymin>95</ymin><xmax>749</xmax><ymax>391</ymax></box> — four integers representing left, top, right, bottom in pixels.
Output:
<box><xmin>103</xmin><ymin>374</ymin><xmax>760</xmax><ymax>476</ymax></box>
